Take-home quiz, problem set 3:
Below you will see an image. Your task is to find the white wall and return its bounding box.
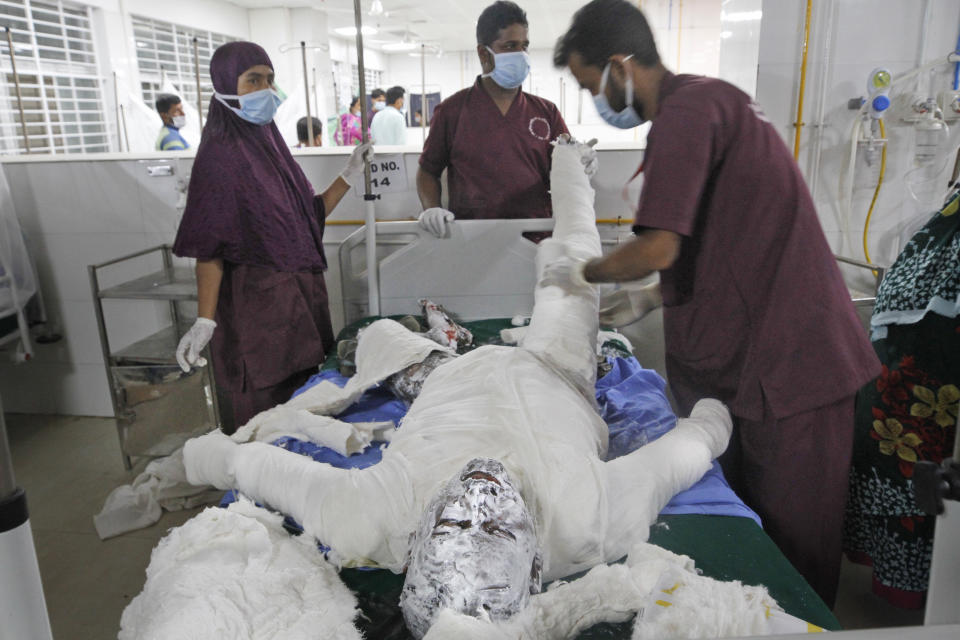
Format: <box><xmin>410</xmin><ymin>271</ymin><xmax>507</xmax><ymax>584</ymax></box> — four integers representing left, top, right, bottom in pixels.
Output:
<box><xmin>755</xmin><ymin>0</ymin><xmax>960</xmax><ymax>292</ymax></box>
<box><xmin>718</xmin><ymin>0</ymin><xmax>763</xmax><ymax>97</ymax></box>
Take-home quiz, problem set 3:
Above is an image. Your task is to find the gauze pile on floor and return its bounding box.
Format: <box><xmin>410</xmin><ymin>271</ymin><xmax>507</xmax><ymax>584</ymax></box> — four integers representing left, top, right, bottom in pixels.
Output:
<box><xmin>118</xmin><ymin>497</ymin><xmax>361</xmax><ymax>640</ymax></box>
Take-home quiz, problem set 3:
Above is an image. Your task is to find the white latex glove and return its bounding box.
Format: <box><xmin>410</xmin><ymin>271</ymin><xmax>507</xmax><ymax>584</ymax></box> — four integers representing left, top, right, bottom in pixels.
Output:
<box><xmin>176</xmin><ymin>317</ymin><xmax>217</xmax><ymax>373</ymax></box>
<box><xmin>598</xmin><ymin>283</ymin><xmax>663</xmax><ymax>328</ymax></box>
<box><xmin>339</xmin><ymin>141</ymin><xmax>374</xmax><ymax>186</ymax></box>
<box><xmin>418</xmin><ymin>207</ymin><xmax>455</xmax><ymax>238</ymax></box>
<box><xmin>539</xmin><ymin>256</ymin><xmax>593</xmax><ymax>294</ymax></box>
<box><xmin>553</xmin><ymin>133</ymin><xmax>599</xmax><ymax>178</ymax></box>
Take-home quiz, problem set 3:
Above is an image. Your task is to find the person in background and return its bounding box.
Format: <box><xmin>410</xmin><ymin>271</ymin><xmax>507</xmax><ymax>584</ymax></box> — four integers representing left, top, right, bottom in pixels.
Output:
<box><xmin>415</xmin><ymin>1</ymin><xmax>568</xmax><ymax>239</ymax></box>
<box><xmin>370</xmin><ymin>88</ymin><xmax>386</xmax><ymax>121</ymax></box>
<box><xmin>296</xmin><ymin>116</ymin><xmax>323</xmax><ymax>147</ymax></box>
<box><xmin>155</xmin><ymin>93</ymin><xmax>189</xmax><ymax>151</ymax></box>
<box><xmin>172</xmin><ymin>42</ymin><xmax>373</xmax><ymax>431</ymax></box>
<box><xmin>370</xmin><ymin>85</ymin><xmax>407</xmax><ymax>145</ymax></box>
<box><xmin>544</xmin><ymin>0</ymin><xmax>879</xmax><ymax>608</ymax></box>
<box><xmin>335</xmin><ymin>95</ymin><xmax>365</xmax><ymax>146</ymax></box>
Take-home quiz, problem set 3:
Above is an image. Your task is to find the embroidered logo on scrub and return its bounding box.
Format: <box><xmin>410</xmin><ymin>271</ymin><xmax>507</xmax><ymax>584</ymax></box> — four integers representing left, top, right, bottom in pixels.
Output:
<box><xmin>528</xmin><ymin>117</ymin><xmax>551</xmax><ymax>141</ymax></box>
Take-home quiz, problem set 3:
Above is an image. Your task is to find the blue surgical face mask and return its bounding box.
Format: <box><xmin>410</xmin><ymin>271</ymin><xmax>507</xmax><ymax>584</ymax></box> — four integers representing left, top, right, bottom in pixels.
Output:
<box><xmin>483</xmin><ymin>46</ymin><xmax>530</xmax><ymax>89</ymax></box>
<box><xmin>215</xmin><ymin>88</ymin><xmax>283</xmax><ymax>125</ymax></box>
<box><xmin>593</xmin><ymin>55</ymin><xmax>644</xmax><ymax>129</ymax></box>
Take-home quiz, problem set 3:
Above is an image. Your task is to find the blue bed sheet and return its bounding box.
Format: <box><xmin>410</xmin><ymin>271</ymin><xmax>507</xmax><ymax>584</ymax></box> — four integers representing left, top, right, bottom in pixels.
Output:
<box><xmin>222</xmin><ymin>356</ymin><xmax>760</xmax><ymax>528</ymax></box>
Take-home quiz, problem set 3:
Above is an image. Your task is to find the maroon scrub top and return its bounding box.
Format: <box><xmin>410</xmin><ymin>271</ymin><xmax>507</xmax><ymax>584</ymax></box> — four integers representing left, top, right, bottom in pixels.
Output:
<box><xmin>210</xmin><ymin>195</ymin><xmax>335</xmax><ymax>395</ymax></box>
<box><xmin>634</xmin><ymin>72</ymin><xmax>879</xmax><ymax>421</ymax></box>
<box><xmin>419</xmin><ymin>76</ymin><xmax>568</xmax><ymax>219</ymax></box>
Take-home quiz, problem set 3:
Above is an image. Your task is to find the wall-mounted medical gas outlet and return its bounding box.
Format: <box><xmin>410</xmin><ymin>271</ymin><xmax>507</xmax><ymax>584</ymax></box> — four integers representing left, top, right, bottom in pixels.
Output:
<box><xmin>937</xmin><ymin>90</ymin><xmax>960</xmax><ymax>121</ymax></box>
<box><xmin>867</xmin><ymin>67</ymin><xmax>892</xmax><ymax>119</ymax></box>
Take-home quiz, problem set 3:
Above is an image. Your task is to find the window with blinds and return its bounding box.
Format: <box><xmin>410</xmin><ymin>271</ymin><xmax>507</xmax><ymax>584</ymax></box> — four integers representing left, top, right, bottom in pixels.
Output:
<box><xmin>351</xmin><ymin>64</ymin><xmax>383</xmax><ymax>99</ymax></box>
<box><xmin>131</xmin><ymin>15</ymin><xmax>235</xmax><ymax>118</ymax></box>
<box><xmin>0</xmin><ymin>0</ymin><xmax>108</xmax><ymax>154</ymax></box>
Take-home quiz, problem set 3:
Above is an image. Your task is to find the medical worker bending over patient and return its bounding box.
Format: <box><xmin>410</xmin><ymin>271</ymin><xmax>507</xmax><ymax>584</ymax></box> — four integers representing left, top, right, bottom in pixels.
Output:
<box><xmin>183</xmin><ymin>138</ymin><xmax>733</xmax><ymax>638</ymax></box>
<box><xmin>172</xmin><ymin>41</ymin><xmax>372</xmax><ymax>430</ymax></box>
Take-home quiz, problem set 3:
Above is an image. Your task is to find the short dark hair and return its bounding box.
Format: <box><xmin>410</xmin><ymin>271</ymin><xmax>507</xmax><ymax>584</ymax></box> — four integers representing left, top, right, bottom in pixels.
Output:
<box><xmin>296</xmin><ymin>116</ymin><xmax>323</xmax><ymax>142</ymax></box>
<box><xmin>349</xmin><ymin>95</ymin><xmax>361</xmax><ymax>109</ymax></box>
<box><xmin>476</xmin><ymin>1</ymin><xmax>528</xmax><ymax>47</ymax></box>
<box><xmin>386</xmin><ymin>85</ymin><xmax>405</xmax><ymax>105</ymax></box>
<box><xmin>371</xmin><ymin>88</ymin><xmax>385</xmax><ymax>100</ymax></box>
<box><xmin>155</xmin><ymin>93</ymin><xmax>181</xmax><ymax>114</ymax></box>
<box><xmin>553</xmin><ymin>0</ymin><xmax>660</xmax><ymax>69</ymax></box>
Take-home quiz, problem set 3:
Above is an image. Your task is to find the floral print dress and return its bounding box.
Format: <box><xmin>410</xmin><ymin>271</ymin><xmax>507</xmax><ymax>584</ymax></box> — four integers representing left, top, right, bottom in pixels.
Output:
<box><xmin>844</xmin><ymin>189</ymin><xmax>960</xmax><ymax>609</ymax></box>
<box><xmin>336</xmin><ymin>111</ymin><xmax>364</xmax><ymax>146</ymax></box>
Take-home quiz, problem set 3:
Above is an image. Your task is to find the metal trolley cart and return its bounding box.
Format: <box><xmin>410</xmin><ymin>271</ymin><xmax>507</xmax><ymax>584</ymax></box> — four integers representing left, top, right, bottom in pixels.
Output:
<box><xmin>89</xmin><ymin>245</ymin><xmax>220</xmax><ymax>470</ymax></box>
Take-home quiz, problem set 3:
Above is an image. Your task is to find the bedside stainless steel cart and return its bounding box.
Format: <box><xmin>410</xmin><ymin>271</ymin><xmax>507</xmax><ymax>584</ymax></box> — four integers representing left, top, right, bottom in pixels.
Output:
<box><xmin>89</xmin><ymin>245</ymin><xmax>220</xmax><ymax>470</ymax></box>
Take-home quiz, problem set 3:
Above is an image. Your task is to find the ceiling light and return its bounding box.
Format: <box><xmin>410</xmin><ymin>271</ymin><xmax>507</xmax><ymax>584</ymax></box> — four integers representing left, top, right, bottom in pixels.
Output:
<box><xmin>334</xmin><ymin>26</ymin><xmax>377</xmax><ymax>37</ymax></box>
<box><xmin>383</xmin><ymin>41</ymin><xmax>416</xmax><ymax>51</ymax></box>
<box><xmin>369</xmin><ymin>0</ymin><xmax>384</xmax><ymax>16</ymax></box>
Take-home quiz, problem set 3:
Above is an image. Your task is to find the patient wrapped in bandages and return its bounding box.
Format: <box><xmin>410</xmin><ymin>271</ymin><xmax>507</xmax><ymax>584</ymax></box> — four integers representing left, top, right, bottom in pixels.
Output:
<box><xmin>183</xmin><ymin>140</ymin><xmax>734</xmax><ymax>638</ymax></box>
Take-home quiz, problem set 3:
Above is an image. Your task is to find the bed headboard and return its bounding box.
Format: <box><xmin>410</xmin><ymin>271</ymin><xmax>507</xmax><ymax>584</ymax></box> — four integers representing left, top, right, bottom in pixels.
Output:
<box><xmin>338</xmin><ymin>219</ymin><xmax>555</xmax><ymax>324</ymax></box>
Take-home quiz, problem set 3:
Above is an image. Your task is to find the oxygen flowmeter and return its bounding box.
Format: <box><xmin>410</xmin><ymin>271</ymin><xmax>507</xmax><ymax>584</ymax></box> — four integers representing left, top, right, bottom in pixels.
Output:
<box><xmin>867</xmin><ymin>67</ymin><xmax>892</xmax><ymax>118</ymax></box>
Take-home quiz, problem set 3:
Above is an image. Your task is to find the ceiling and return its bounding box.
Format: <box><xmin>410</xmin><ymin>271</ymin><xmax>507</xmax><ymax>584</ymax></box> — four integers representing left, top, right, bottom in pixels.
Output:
<box><xmin>228</xmin><ymin>0</ymin><xmax>589</xmax><ymax>52</ymax></box>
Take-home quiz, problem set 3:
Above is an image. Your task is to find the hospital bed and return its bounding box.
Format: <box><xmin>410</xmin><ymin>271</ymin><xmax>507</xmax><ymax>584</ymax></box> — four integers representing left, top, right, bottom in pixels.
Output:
<box><xmin>218</xmin><ymin>219</ymin><xmax>841</xmax><ymax>636</ymax></box>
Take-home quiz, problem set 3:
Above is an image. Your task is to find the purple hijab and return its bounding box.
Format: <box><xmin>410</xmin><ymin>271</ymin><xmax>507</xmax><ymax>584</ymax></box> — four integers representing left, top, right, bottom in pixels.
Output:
<box><xmin>173</xmin><ymin>41</ymin><xmax>326</xmax><ymax>272</ymax></box>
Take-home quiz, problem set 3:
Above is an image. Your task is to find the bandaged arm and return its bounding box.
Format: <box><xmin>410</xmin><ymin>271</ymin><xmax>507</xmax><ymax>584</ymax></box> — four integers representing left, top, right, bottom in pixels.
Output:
<box><xmin>184</xmin><ymin>433</ymin><xmax>412</xmax><ymax>569</ymax></box>
<box><xmin>602</xmin><ymin>399</ymin><xmax>733</xmax><ymax>558</ymax></box>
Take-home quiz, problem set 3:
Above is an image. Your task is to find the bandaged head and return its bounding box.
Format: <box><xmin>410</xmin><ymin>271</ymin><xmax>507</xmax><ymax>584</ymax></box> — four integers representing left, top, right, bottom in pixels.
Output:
<box><xmin>400</xmin><ymin>458</ymin><xmax>541</xmax><ymax>638</ymax></box>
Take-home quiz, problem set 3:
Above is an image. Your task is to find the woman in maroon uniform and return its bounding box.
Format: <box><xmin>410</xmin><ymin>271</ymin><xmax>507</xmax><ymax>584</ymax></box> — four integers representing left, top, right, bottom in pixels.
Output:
<box><xmin>173</xmin><ymin>41</ymin><xmax>370</xmax><ymax>430</ymax></box>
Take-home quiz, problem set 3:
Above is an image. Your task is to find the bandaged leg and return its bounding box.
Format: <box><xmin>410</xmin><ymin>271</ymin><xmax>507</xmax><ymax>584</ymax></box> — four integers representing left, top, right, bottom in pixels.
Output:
<box><xmin>602</xmin><ymin>399</ymin><xmax>734</xmax><ymax>558</ymax></box>
<box><xmin>183</xmin><ymin>430</ymin><xmax>410</xmax><ymax>569</ymax></box>
<box><xmin>522</xmin><ymin>142</ymin><xmax>603</xmax><ymax>397</ymax></box>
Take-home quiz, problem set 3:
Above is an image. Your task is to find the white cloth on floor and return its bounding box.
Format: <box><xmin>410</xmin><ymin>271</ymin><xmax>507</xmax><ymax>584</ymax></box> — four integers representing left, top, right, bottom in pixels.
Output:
<box><xmin>118</xmin><ymin>497</ymin><xmax>361</xmax><ymax>640</ymax></box>
<box><xmin>93</xmin><ymin>449</ymin><xmax>222</xmax><ymax>540</ymax></box>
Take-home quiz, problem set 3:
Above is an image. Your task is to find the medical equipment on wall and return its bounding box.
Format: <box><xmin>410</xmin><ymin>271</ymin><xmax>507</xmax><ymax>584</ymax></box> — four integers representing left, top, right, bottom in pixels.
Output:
<box><xmin>840</xmin><ymin>54</ymin><xmax>960</xmax><ymax>268</ymax></box>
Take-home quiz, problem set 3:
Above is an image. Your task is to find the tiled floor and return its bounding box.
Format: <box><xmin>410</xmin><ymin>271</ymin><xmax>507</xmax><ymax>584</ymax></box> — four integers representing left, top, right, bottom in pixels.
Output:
<box><xmin>4</xmin><ymin>412</ymin><xmax>927</xmax><ymax>639</ymax></box>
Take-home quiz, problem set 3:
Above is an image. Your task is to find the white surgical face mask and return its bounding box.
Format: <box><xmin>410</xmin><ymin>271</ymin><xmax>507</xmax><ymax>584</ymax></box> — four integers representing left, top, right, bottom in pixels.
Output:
<box><xmin>171</xmin><ymin>115</ymin><xmax>186</xmax><ymax>129</ymax></box>
<box><xmin>372</xmin><ymin>100</ymin><xmax>386</xmax><ymax>111</ymax></box>
<box><xmin>215</xmin><ymin>88</ymin><xmax>284</xmax><ymax>125</ymax></box>
<box><xmin>483</xmin><ymin>46</ymin><xmax>530</xmax><ymax>89</ymax></box>
<box><xmin>593</xmin><ymin>55</ymin><xmax>645</xmax><ymax>129</ymax></box>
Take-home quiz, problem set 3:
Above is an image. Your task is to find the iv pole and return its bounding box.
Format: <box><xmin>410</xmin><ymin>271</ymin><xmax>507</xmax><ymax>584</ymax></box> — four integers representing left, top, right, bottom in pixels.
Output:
<box><xmin>421</xmin><ymin>43</ymin><xmax>426</xmax><ymax>141</ymax></box>
<box><xmin>193</xmin><ymin>37</ymin><xmax>203</xmax><ymax>128</ymax></box>
<box><xmin>352</xmin><ymin>0</ymin><xmax>379</xmax><ymax>316</ymax></box>
<box><xmin>4</xmin><ymin>28</ymin><xmax>30</xmax><ymax>153</ymax></box>
<box><xmin>300</xmin><ymin>41</ymin><xmax>313</xmax><ymax>146</ymax></box>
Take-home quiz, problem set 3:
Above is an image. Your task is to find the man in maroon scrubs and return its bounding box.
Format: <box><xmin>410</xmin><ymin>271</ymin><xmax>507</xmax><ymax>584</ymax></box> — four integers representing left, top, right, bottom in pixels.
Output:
<box><xmin>545</xmin><ymin>0</ymin><xmax>879</xmax><ymax>608</ymax></box>
<box><xmin>416</xmin><ymin>1</ymin><xmax>568</xmax><ymax>238</ymax></box>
